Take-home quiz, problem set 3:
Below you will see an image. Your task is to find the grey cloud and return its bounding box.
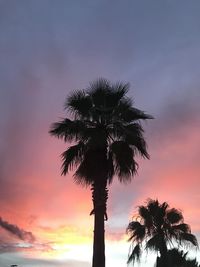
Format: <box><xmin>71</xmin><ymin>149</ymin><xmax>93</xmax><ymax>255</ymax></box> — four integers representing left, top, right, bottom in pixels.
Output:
<box><xmin>0</xmin><ymin>243</ymin><xmax>31</xmax><ymax>254</ymax></box>
<box><xmin>0</xmin><ymin>241</ymin><xmax>53</xmax><ymax>254</ymax></box>
<box><xmin>0</xmin><ymin>217</ymin><xmax>35</xmax><ymax>243</ymax></box>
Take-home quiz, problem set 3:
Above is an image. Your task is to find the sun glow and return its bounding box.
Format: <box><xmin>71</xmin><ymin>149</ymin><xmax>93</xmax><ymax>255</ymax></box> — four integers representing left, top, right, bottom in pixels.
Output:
<box><xmin>32</xmin><ymin>224</ymin><xmax>93</xmax><ymax>261</ymax></box>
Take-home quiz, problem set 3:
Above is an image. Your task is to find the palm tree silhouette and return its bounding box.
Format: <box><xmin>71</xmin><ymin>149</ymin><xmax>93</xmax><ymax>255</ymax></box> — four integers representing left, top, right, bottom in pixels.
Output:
<box><xmin>127</xmin><ymin>199</ymin><xmax>198</xmax><ymax>267</ymax></box>
<box><xmin>49</xmin><ymin>78</ymin><xmax>152</xmax><ymax>267</ymax></box>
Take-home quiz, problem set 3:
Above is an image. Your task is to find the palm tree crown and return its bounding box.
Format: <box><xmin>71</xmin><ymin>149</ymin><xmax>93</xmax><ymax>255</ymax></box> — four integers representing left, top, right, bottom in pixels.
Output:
<box><xmin>127</xmin><ymin>199</ymin><xmax>198</xmax><ymax>265</ymax></box>
<box><xmin>50</xmin><ymin>78</ymin><xmax>152</xmax><ymax>185</ymax></box>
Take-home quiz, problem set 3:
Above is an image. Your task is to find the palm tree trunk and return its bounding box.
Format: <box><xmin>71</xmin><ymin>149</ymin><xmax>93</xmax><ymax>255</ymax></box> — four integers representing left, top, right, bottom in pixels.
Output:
<box><xmin>159</xmin><ymin>242</ymin><xmax>168</xmax><ymax>267</ymax></box>
<box><xmin>91</xmin><ymin>180</ymin><xmax>108</xmax><ymax>267</ymax></box>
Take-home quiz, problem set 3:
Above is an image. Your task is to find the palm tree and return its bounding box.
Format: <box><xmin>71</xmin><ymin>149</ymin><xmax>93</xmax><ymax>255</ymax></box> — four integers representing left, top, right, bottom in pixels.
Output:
<box><xmin>127</xmin><ymin>199</ymin><xmax>198</xmax><ymax>267</ymax></box>
<box><xmin>49</xmin><ymin>78</ymin><xmax>152</xmax><ymax>267</ymax></box>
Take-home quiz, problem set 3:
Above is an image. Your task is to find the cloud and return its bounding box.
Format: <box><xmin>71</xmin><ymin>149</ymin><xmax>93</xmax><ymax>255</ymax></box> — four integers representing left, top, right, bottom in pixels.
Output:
<box><xmin>0</xmin><ymin>217</ymin><xmax>56</xmax><ymax>255</ymax></box>
<box><xmin>0</xmin><ymin>217</ymin><xmax>35</xmax><ymax>243</ymax></box>
<box><xmin>0</xmin><ymin>242</ymin><xmax>32</xmax><ymax>254</ymax></box>
<box><xmin>0</xmin><ymin>238</ymin><xmax>54</xmax><ymax>255</ymax></box>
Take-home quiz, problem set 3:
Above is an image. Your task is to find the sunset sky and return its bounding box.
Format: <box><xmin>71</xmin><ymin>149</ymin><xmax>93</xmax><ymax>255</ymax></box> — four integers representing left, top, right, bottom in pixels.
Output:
<box><xmin>0</xmin><ymin>1</ymin><xmax>200</xmax><ymax>266</ymax></box>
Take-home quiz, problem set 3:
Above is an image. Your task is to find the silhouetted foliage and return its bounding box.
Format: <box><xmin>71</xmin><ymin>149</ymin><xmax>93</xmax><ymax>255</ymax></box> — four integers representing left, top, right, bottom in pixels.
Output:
<box><xmin>50</xmin><ymin>78</ymin><xmax>152</xmax><ymax>267</ymax></box>
<box><xmin>127</xmin><ymin>199</ymin><xmax>198</xmax><ymax>267</ymax></box>
<box><xmin>156</xmin><ymin>248</ymin><xmax>200</xmax><ymax>267</ymax></box>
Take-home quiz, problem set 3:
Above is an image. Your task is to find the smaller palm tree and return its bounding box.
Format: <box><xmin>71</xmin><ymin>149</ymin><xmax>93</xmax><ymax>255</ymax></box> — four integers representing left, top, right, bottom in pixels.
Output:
<box><xmin>127</xmin><ymin>199</ymin><xmax>198</xmax><ymax>267</ymax></box>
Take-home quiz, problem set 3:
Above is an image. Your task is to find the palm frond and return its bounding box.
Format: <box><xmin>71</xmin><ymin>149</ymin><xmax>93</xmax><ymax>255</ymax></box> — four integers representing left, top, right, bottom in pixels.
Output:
<box><xmin>147</xmin><ymin>199</ymin><xmax>160</xmax><ymax>216</ymax></box>
<box><xmin>179</xmin><ymin>233</ymin><xmax>198</xmax><ymax>247</ymax></box>
<box><xmin>138</xmin><ymin>206</ymin><xmax>152</xmax><ymax>229</ymax></box>
<box><xmin>127</xmin><ymin>221</ymin><xmax>143</xmax><ymax>233</ymax></box>
<box><xmin>107</xmin><ymin>151</ymin><xmax>114</xmax><ymax>184</ymax></box>
<box><xmin>167</xmin><ymin>208</ymin><xmax>183</xmax><ymax>224</ymax></box>
<box><xmin>65</xmin><ymin>90</ymin><xmax>92</xmax><ymax>118</ymax></box>
<box><xmin>108</xmin><ymin>122</ymin><xmax>149</xmax><ymax>158</ymax></box>
<box><xmin>61</xmin><ymin>142</ymin><xmax>85</xmax><ymax>175</ymax></box>
<box><xmin>160</xmin><ymin>201</ymin><xmax>169</xmax><ymax>212</ymax></box>
<box><xmin>127</xmin><ymin>221</ymin><xmax>146</xmax><ymax>242</ymax></box>
<box><xmin>88</xmin><ymin>79</ymin><xmax>131</xmax><ymax>116</ymax></box>
<box><xmin>88</xmin><ymin>78</ymin><xmax>111</xmax><ymax>108</ymax></box>
<box><xmin>115</xmin><ymin>98</ymin><xmax>153</xmax><ymax>123</ymax></box>
<box><xmin>108</xmin><ymin>81</ymin><xmax>130</xmax><ymax>107</ymax></box>
<box><xmin>127</xmin><ymin>244</ymin><xmax>141</xmax><ymax>264</ymax></box>
<box><xmin>124</xmin><ymin>123</ymin><xmax>150</xmax><ymax>159</ymax></box>
<box><xmin>146</xmin><ymin>200</ymin><xmax>168</xmax><ymax>228</ymax></box>
<box><xmin>146</xmin><ymin>199</ymin><xmax>168</xmax><ymax>222</ymax></box>
<box><xmin>172</xmin><ymin>223</ymin><xmax>191</xmax><ymax>234</ymax></box>
<box><xmin>106</xmin><ymin>121</ymin><xmax>127</xmax><ymax>141</ymax></box>
<box><xmin>109</xmin><ymin>141</ymin><xmax>137</xmax><ymax>182</ymax></box>
<box><xmin>131</xmin><ymin>107</ymin><xmax>154</xmax><ymax>120</ymax></box>
<box><xmin>114</xmin><ymin>98</ymin><xmax>132</xmax><ymax>116</ymax></box>
<box><xmin>49</xmin><ymin>118</ymin><xmax>87</xmax><ymax>142</ymax></box>
<box><xmin>145</xmin><ymin>235</ymin><xmax>161</xmax><ymax>252</ymax></box>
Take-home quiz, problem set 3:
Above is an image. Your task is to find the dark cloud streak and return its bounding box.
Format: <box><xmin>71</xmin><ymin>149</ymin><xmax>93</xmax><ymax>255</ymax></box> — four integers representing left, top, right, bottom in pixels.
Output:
<box><xmin>0</xmin><ymin>217</ymin><xmax>35</xmax><ymax>243</ymax></box>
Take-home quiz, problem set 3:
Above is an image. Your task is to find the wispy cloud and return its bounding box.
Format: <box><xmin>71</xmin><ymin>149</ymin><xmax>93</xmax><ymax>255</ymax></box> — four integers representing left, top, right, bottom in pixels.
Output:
<box><xmin>0</xmin><ymin>217</ymin><xmax>35</xmax><ymax>243</ymax></box>
<box><xmin>0</xmin><ymin>217</ymin><xmax>55</xmax><ymax>255</ymax></box>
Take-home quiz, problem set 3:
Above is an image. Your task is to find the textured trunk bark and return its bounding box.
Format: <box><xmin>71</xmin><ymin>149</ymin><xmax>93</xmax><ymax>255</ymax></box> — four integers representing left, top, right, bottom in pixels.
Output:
<box><xmin>91</xmin><ymin>180</ymin><xmax>107</xmax><ymax>267</ymax></box>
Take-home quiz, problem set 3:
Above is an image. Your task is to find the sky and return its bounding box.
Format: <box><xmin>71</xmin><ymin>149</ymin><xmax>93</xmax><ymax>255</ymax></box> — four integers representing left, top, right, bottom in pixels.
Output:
<box><xmin>0</xmin><ymin>0</ymin><xmax>200</xmax><ymax>266</ymax></box>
